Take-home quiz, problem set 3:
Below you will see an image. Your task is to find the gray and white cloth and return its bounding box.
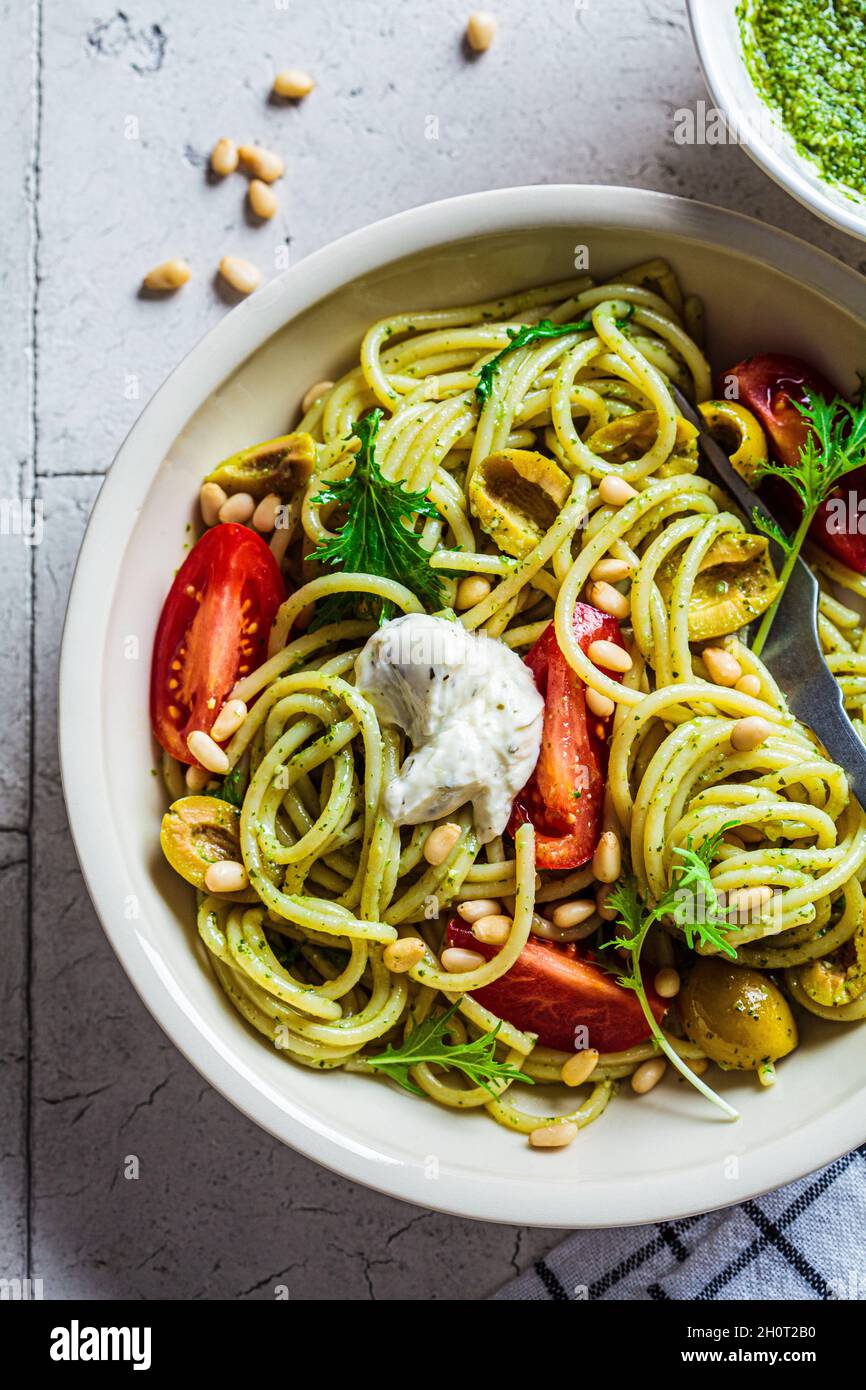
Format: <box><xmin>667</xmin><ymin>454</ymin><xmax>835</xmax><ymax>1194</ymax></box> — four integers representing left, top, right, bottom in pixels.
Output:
<box><xmin>495</xmin><ymin>1147</ymin><xmax>866</xmax><ymax>1300</ymax></box>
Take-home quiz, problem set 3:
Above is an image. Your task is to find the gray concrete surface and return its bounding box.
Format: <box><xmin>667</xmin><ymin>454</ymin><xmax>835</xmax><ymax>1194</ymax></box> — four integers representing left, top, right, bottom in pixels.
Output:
<box><xmin>2</xmin><ymin>0</ymin><xmax>864</xmax><ymax>1300</ymax></box>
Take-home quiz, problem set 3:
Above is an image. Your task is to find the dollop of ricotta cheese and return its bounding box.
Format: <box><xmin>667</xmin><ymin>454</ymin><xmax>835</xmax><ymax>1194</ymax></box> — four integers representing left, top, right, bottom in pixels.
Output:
<box><xmin>355</xmin><ymin>613</ymin><xmax>544</xmax><ymax>844</ymax></box>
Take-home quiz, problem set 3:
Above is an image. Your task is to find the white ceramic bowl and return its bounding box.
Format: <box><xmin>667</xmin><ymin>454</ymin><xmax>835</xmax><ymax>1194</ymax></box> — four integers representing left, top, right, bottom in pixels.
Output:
<box><xmin>687</xmin><ymin>0</ymin><xmax>866</xmax><ymax>242</ymax></box>
<box><xmin>60</xmin><ymin>186</ymin><xmax>866</xmax><ymax>1227</ymax></box>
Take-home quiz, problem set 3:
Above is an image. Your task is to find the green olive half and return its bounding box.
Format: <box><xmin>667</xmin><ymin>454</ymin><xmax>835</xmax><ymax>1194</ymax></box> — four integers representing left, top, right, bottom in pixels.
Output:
<box><xmin>160</xmin><ymin>795</ymin><xmax>241</xmax><ymax>889</ymax></box>
<box><xmin>679</xmin><ymin>958</ymin><xmax>798</xmax><ymax>1071</ymax></box>
<box><xmin>204</xmin><ymin>432</ymin><xmax>316</xmax><ymax>500</ymax></box>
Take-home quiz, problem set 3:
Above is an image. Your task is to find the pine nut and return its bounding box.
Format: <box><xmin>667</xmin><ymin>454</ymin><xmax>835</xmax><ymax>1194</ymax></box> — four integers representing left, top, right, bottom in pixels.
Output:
<box><xmin>142</xmin><ymin>258</ymin><xmax>190</xmax><ymax>292</ymax></box>
<box><xmin>456</xmin><ymin>575</ymin><xmax>493</xmax><ymax>609</ymax></box>
<box><xmin>210</xmin><ymin>138</ymin><xmax>239</xmax><ymax>176</ymax></box>
<box><xmin>301</xmin><ymin>380</ymin><xmax>335</xmax><ymax>414</ymax></box>
<box><xmin>211</xmin><ymin>698</ymin><xmax>248</xmax><ymax>742</ymax></box>
<box><xmin>529</xmin><ymin>1122</ymin><xmax>578</xmax><ymax>1149</ymax></box>
<box><xmin>735</xmin><ymin>673</ymin><xmax>762</xmax><ymax>697</ymax></box>
<box><xmin>560</xmin><ymin>1049</ymin><xmax>599</xmax><ymax>1087</ymax></box>
<box><xmin>596</xmin><ymin>884</ymin><xmax>618</xmax><ymax>920</ymax></box>
<box><xmin>690</xmin><ymin>1057</ymin><xmax>709</xmax><ymax>1076</ymax></box>
<box><xmin>273</xmin><ymin>67</ymin><xmax>315</xmax><ymax>99</ymax></box>
<box><xmin>219</xmin><ymin>256</ymin><xmax>262</xmax><ymax>295</ymax></box>
<box><xmin>441</xmin><ymin>947</ymin><xmax>485</xmax><ymax>972</ymax></box>
<box><xmin>200</xmin><ymin>481</ymin><xmax>227</xmax><ymax>527</ymax></box>
<box><xmin>586</xmin><ymin>686</ymin><xmax>615</xmax><ymax>718</ymax></box>
<box><xmin>551</xmin><ymin>899</ymin><xmax>596</xmax><ymax>929</ymax></box>
<box><xmin>466</xmin><ymin>11</ymin><xmax>497</xmax><ymax>51</ymax></box>
<box><xmin>204</xmin><ymin>859</ymin><xmax>249</xmax><ymax>894</ymax></box>
<box><xmin>458</xmin><ymin>898</ymin><xmax>502</xmax><ymax>922</ymax></box>
<box><xmin>731</xmin><ymin>716</ymin><xmax>773</xmax><ymax>752</ymax></box>
<box><xmin>248</xmin><ymin>178</ymin><xmax>279</xmax><ymax>219</ymax></box>
<box><xmin>424</xmin><ymin>822</ymin><xmax>462</xmax><ymax>865</ymax></box>
<box><xmin>185</xmin><ymin>764</ymin><xmax>211</xmax><ymax>792</ymax></box>
<box><xmin>187</xmin><ymin>730</ymin><xmax>230</xmax><ymax>774</ymax></box>
<box><xmin>653</xmin><ymin>967</ymin><xmax>681</xmax><ymax>999</ymax></box>
<box><xmin>592</xmin><ymin>830</ymin><xmax>621</xmax><ymax>884</ymax></box>
<box><xmin>631</xmin><ymin>1058</ymin><xmax>667</xmax><ymax>1094</ymax></box>
<box><xmin>472</xmin><ymin>914</ymin><xmax>512</xmax><ymax>945</ymax></box>
<box><xmin>703</xmin><ymin>646</ymin><xmax>743</xmax><ymax>687</ymax></box>
<box><xmin>590</xmin><ymin>557</ymin><xmax>632</xmax><ymax>583</ymax></box>
<box><xmin>589</xmin><ymin>580</ymin><xmax>630</xmax><ymax>620</ymax></box>
<box><xmin>598</xmin><ymin>475</ymin><xmax>638</xmax><ymax>506</ymax></box>
<box><xmin>727</xmin><ymin>885</ymin><xmax>774</xmax><ymax>918</ymax></box>
<box><xmin>238</xmin><ymin>144</ymin><xmax>284</xmax><ymax>182</ymax></box>
<box><xmin>724</xmin><ymin>831</ymin><xmax>746</xmax><ymax>851</ymax></box>
<box><xmin>218</xmin><ymin>491</ymin><xmax>256</xmax><ymax>524</ymax></box>
<box><xmin>383</xmin><ymin>937</ymin><xmax>426</xmax><ymax>973</ymax></box>
<box><xmin>252</xmin><ymin>493</ymin><xmax>282</xmax><ymax>533</ymax></box>
<box><xmin>587</xmin><ymin>639</ymin><xmax>632</xmax><ymax>673</ymax></box>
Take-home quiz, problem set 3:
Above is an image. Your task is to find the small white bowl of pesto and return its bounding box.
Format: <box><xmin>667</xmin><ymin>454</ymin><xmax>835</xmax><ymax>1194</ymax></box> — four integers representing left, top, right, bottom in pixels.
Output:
<box><xmin>687</xmin><ymin>0</ymin><xmax>866</xmax><ymax>242</ymax></box>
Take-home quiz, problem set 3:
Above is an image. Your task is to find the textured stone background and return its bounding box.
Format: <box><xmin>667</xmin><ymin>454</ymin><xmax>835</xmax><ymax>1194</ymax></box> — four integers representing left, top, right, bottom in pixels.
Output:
<box><xmin>2</xmin><ymin>0</ymin><xmax>863</xmax><ymax>1301</ymax></box>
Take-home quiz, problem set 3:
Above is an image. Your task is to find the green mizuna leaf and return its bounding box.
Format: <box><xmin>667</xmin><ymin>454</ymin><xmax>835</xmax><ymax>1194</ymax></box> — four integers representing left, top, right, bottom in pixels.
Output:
<box><xmin>474</xmin><ymin>308</ymin><xmax>635</xmax><ymax>405</ymax></box>
<box><xmin>366</xmin><ymin>999</ymin><xmax>530</xmax><ymax>1098</ymax></box>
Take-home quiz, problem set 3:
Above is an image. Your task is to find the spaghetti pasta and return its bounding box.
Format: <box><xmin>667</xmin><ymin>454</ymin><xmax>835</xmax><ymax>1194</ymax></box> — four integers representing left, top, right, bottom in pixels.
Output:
<box><xmin>154</xmin><ymin>260</ymin><xmax>866</xmax><ymax>1145</ymax></box>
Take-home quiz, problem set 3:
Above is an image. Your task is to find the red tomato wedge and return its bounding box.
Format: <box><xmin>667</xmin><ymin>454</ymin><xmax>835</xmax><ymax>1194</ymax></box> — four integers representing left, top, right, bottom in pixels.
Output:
<box><xmin>723</xmin><ymin>354</ymin><xmax>866</xmax><ymax>573</ymax></box>
<box><xmin>446</xmin><ymin>918</ymin><xmax>667</xmax><ymax>1053</ymax></box>
<box><xmin>507</xmin><ymin>603</ymin><xmax>626</xmax><ymax>869</ymax></box>
<box><xmin>150</xmin><ymin>523</ymin><xmax>285</xmax><ymax>765</ymax></box>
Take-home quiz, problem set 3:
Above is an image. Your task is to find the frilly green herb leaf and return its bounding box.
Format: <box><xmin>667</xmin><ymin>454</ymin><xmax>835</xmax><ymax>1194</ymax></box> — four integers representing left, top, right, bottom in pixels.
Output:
<box><xmin>366</xmin><ymin>999</ymin><xmax>530</xmax><ymax>1098</ymax></box>
<box><xmin>474</xmin><ymin>308</ymin><xmax>635</xmax><ymax>406</ymax></box>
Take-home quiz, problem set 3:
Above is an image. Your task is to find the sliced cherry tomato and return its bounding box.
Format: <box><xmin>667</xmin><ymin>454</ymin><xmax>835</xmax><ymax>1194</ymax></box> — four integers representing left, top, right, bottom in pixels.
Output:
<box><xmin>150</xmin><ymin>523</ymin><xmax>285</xmax><ymax>765</ymax></box>
<box><xmin>507</xmin><ymin>603</ymin><xmax>625</xmax><ymax>869</ymax></box>
<box><xmin>723</xmin><ymin>354</ymin><xmax>866</xmax><ymax>573</ymax></box>
<box><xmin>446</xmin><ymin>918</ymin><xmax>667</xmax><ymax>1053</ymax></box>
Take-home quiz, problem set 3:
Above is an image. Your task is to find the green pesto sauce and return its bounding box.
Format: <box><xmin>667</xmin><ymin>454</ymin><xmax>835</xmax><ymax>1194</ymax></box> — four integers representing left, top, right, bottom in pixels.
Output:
<box><xmin>738</xmin><ymin>0</ymin><xmax>866</xmax><ymax>197</ymax></box>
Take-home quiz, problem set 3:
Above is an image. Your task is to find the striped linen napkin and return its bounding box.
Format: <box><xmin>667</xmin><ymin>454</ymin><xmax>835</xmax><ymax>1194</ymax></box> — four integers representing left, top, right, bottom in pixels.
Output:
<box><xmin>494</xmin><ymin>1146</ymin><xmax>866</xmax><ymax>1301</ymax></box>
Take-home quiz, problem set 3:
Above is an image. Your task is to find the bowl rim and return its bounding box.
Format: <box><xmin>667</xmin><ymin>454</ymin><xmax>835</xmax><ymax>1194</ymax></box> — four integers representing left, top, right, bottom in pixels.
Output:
<box><xmin>60</xmin><ymin>184</ymin><xmax>866</xmax><ymax>1227</ymax></box>
<box><xmin>686</xmin><ymin>0</ymin><xmax>866</xmax><ymax>243</ymax></box>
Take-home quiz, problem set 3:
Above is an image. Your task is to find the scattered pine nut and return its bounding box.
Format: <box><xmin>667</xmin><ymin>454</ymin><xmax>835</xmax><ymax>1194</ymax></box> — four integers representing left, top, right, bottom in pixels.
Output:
<box><xmin>210</xmin><ymin>138</ymin><xmax>239</xmax><ymax>176</ymax></box>
<box><xmin>219</xmin><ymin>256</ymin><xmax>262</xmax><ymax>295</ymax></box>
<box><xmin>653</xmin><ymin>967</ymin><xmax>681</xmax><ymax>999</ymax></box>
<box><xmin>273</xmin><ymin>68</ymin><xmax>315</xmax><ymax>99</ymax></box>
<box><xmin>301</xmin><ymin>379</ymin><xmax>335</xmax><ymax>414</ymax></box>
<box><xmin>590</xmin><ymin>557</ymin><xmax>632</xmax><ymax>583</ymax></box>
<box><xmin>456</xmin><ymin>575</ymin><xmax>492</xmax><ymax>609</ymax></box>
<box><xmin>592</xmin><ymin>830</ymin><xmax>621</xmax><ymax>884</ymax></box>
<box><xmin>200</xmin><ymin>481</ymin><xmax>227</xmax><ymax>527</ymax></box>
<box><xmin>586</xmin><ymin>686</ymin><xmax>615</xmax><ymax>718</ymax></box>
<box><xmin>424</xmin><ymin>822</ymin><xmax>462</xmax><ymax>865</ymax></box>
<box><xmin>441</xmin><ymin>946</ymin><xmax>485</xmax><ymax>972</ymax></box>
<box><xmin>383</xmin><ymin>937</ymin><xmax>427</xmax><ymax>973</ymax></box>
<box><xmin>735</xmin><ymin>673</ymin><xmax>762</xmax><ymax>697</ymax></box>
<box><xmin>472</xmin><ymin>914</ymin><xmax>512</xmax><ymax>945</ymax></box>
<box><xmin>218</xmin><ymin>491</ymin><xmax>256</xmax><ymax>524</ymax></box>
<box><xmin>598</xmin><ymin>475</ymin><xmax>638</xmax><ymax>506</ymax></box>
<box><xmin>631</xmin><ymin>1058</ymin><xmax>667</xmax><ymax>1095</ymax></box>
<box><xmin>187</xmin><ymin>730</ymin><xmax>230</xmax><ymax>774</ymax></box>
<box><xmin>551</xmin><ymin>898</ymin><xmax>596</xmax><ymax>930</ymax></box>
<box><xmin>529</xmin><ymin>1121</ymin><xmax>578</xmax><ymax>1149</ymax></box>
<box><xmin>248</xmin><ymin>178</ymin><xmax>279</xmax><ymax>220</ymax></box>
<box><xmin>211</xmin><ymin>698</ymin><xmax>248</xmax><ymax>742</ymax></box>
<box><xmin>238</xmin><ymin>143</ymin><xmax>284</xmax><ymax>182</ymax></box>
<box><xmin>561</xmin><ymin>1049</ymin><xmax>599</xmax><ymax>1087</ymax></box>
<box><xmin>142</xmin><ymin>258</ymin><xmax>190</xmax><ymax>292</ymax></box>
<box><xmin>252</xmin><ymin>493</ymin><xmax>282</xmax><ymax>533</ymax></box>
<box><xmin>458</xmin><ymin>898</ymin><xmax>502</xmax><ymax>922</ymax></box>
<box><xmin>466</xmin><ymin>11</ymin><xmax>497</xmax><ymax>51</ymax></box>
<box><xmin>703</xmin><ymin>646</ymin><xmax>743</xmax><ymax>687</ymax></box>
<box><xmin>727</xmin><ymin>885</ymin><xmax>774</xmax><ymax>919</ymax></box>
<box><xmin>185</xmin><ymin>764</ymin><xmax>211</xmax><ymax>792</ymax></box>
<box><xmin>204</xmin><ymin>859</ymin><xmax>249</xmax><ymax>893</ymax></box>
<box><xmin>731</xmin><ymin>715</ymin><xmax>773</xmax><ymax>752</ymax></box>
<box><xmin>589</xmin><ymin>579</ymin><xmax>631</xmax><ymax>620</ymax></box>
<box><xmin>587</xmin><ymin>639</ymin><xmax>632</xmax><ymax>673</ymax></box>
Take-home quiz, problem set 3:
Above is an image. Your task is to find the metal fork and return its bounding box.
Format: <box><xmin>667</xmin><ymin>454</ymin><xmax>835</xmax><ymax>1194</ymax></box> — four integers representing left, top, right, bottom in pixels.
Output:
<box><xmin>672</xmin><ymin>387</ymin><xmax>866</xmax><ymax>806</ymax></box>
